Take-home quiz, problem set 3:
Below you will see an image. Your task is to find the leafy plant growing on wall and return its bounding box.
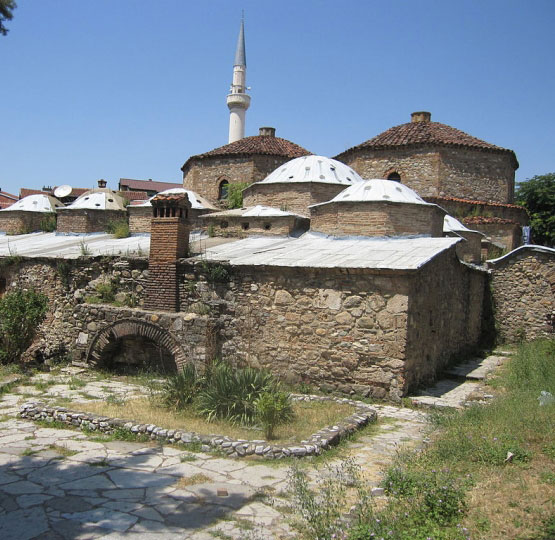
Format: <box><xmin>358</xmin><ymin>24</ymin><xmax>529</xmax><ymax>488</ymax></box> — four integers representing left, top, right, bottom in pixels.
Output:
<box><xmin>40</xmin><ymin>214</ymin><xmax>57</xmax><ymax>232</ymax></box>
<box><xmin>200</xmin><ymin>261</ymin><xmax>230</xmax><ymax>283</ymax></box>
<box><xmin>106</xmin><ymin>219</ymin><xmax>130</xmax><ymax>239</ymax></box>
<box><xmin>0</xmin><ymin>289</ymin><xmax>48</xmax><ymax>364</ymax></box>
<box><xmin>226</xmin><ymin>182</ymin><xmax>251</xmax><ymax>209</ymax></box>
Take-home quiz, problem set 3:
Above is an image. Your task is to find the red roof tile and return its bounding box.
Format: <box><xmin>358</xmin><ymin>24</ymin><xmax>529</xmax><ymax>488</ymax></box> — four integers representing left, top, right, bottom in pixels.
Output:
<box><xmin>117</xmin><ymin>190</ymin><xmax>149</xmax><ymax>201</ymax></box>
<box><xmin>20</xmin><ymin>188</ymin><xmax>48</xmax><ymax>198</ymax></box>
<box><xmin>0</xmin><ymin>190</ymin><xmax>18</xmax><ymax>201</ymax></box>
<box><xmin>426</xmin><ymin>195</ymin><xmax>526</xmax><ymax>210</ymax></box>
<box><xmin>336</xmin><ymin>119</ymin><xmax>518</xmax><ymax>168</ymax></box>
<box><xmin>182</xmin><ymin>135</ymin><xmax>311</xmax><ymax>170</ymax></box>
<box><xmin>119</xmin><ymin>178</ymin><xmax>183</xmax><ymax>192</ymax></box>
<box><xmin>463</xmin><ymin>216</ymin><xmax>518</xmax><ymax>225</ymax></box>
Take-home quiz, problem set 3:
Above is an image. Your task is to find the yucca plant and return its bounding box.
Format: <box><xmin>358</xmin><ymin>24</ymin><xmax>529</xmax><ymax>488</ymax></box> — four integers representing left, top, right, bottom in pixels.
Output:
<box><xmin>196</xmin><ymin>362</ymin><xmax>275</xmax><ymax>425</ymax></box>
<box><xmin>255</xmin><ymin>390</ymin><xmax>294</xmax><ymax>439</ymax></box>
<box><xmin>161</xmin><ymin>363</ymin><xmax>200</xmax><ymax>410</ymax></box>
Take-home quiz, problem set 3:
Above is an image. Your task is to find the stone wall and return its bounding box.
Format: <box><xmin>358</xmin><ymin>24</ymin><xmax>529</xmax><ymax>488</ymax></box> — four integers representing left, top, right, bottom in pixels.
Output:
<box><xmin>488</xmin><ymin>247</ymin><xmax>554</xmax><ymax>342</ymax></box>
<box><xmin>448</xmin><ymin>231</ymin><xmax>483</xmax><ymax>264</ymax></box>
<box><xmin>57</xmin><ymin>209</ymin><xmax>127</xmax><ymax>234</ymax></box>
<box><xmin>200</xmin><ymin>215</ymin><xmax>308</xmax><ymax>238</ymax></box>
<box><xmin>405</xmin><ymin>248</ymin><xmax>486</xmax><ymax>388</ymax></box>
<box><xmin>243</xmin><ymin>182</ymin><xmax>345</xmax><ymax>217</ymax></box>
<box><xmin>182</xmin><ymin>155</ymin><xmax>291</xmax><ymax>203</ymax></box>
<box><xmin>339</xmin><ymin>146</ymin><xmax>515</xmax><ymax>204</ymax></box>
<box><xmin>0</xmin><ymin>211</ymin><xmax>51</xmax><ymax>235</ymax></box>
<box><xmin>310</xmin><ymin>201</ymin><xmax>445</xmax><ymax>237</ymax></box>
<box><xmin>463</xmin><ymin>219</ymin><xmax>522</xmax><ymax>252</ymax></box>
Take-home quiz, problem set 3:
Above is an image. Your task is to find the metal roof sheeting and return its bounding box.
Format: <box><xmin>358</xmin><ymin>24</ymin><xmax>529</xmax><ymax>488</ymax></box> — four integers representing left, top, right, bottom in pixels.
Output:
<box><xmin>200</xmin><ymin>232</ymin><xmax>461</xmax><ymax>270</ymax></box>
<box><xmin>259</xmin><ymin>155</ymin><xmax>363</xmax><ymax>186</ymax></box>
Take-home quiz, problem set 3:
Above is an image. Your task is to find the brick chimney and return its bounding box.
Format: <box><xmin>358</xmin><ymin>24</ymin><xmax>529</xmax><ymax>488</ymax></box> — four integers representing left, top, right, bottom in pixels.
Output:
<box><xmin>259</xmin><ymin>126</ymin><xmax>276</xmax><ymax>137</ymax></box>
<box><xmin>97</xmin><ymin>178</ymin><xmax>107</xmax><ymax>188</ymax></box>
<box><xmin>411</xmin><ymin>111</ymin><xmax>431</xmax><ymax>123</ymax></box>
<box><xmin>144</xmin><ymin>193</ymin><xmax>191</xmax><ymax>312</ymax></box>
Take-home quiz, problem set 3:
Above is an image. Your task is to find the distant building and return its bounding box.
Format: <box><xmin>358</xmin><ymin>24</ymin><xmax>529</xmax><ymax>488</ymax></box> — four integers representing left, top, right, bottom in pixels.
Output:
<box><xmin>118</xmin><ymin>178</ymin><xmax>183</xmax><ymax>198</ymax></box>
<box><xmin>0</xmin><ymin>189</ymin><xmax>17</xmax><ymax>209</ymax></box>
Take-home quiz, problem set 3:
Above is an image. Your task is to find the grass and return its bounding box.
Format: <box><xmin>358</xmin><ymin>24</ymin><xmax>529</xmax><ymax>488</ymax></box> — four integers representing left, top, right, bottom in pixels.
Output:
<box><xmin>176</xmin><ymin>473</ymin><xmax>212</xmax><ymax>488</ymax></box>
<box><xmin>49</xmin><ymin>444</ymin><xmax>78</xmax><ymax>457</ymax></box>
<box><xmin>72</xmin><ymin>397</ymin><xmax>356</xmax><ymax>444</ymax></box>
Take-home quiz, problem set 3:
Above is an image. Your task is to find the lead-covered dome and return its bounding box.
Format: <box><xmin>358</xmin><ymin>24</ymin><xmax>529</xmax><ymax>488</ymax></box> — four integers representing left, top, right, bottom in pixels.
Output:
<box><xmin>259</xmin><ymin>155</ymin><xmax>363</xmax><ymax>186</ymax></box>
<box><xmin>1</xmin><ymin>194</ymin><xmax>63</xmax><ymax>213</ymax></box>
<box><xmin>68</xmin><ymin>189</ymin><xmax>126</xmax><ymax>211</ymax></box>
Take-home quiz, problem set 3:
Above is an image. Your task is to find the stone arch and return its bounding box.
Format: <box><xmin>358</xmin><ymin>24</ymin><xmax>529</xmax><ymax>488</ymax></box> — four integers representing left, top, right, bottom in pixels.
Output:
<box><xmin>86</xmin><ymin>318</ymin><xmax>188</xmax><ymax>372</ymax></box>
<box><xmin>384</xmin><ymin>168</ymin><xmax>402</xmax><ymax>182</ymax></box>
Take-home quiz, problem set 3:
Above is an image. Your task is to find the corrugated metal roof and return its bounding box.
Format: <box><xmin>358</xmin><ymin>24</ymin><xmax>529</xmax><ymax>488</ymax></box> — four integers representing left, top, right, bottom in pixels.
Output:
<box><xmin>259</xmin><ymin>155</ymin><xmax>363</xmax><ymax>186</ymax></box>
<box><xmin>199</xmin><ymin>232</ymin><xmax>461</xmax><ymax>270</ymax></box>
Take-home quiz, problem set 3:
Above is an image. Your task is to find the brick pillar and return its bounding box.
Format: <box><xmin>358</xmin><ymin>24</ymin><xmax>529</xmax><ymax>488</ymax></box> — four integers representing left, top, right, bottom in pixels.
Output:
<box><xmin>144</xmin><ymin>194</ymin><xmax>191</xmax><ymax>312</ymax></box>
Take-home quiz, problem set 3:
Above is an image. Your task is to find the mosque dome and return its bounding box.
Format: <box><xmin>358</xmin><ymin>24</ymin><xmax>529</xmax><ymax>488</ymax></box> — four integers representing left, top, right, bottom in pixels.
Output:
<box><xmin>313</xmin><ymin>179</ymin><xmax>433</xmax><ymax>207</ymax></box>
<box><xmin>260</xmin><ymin>155</ymin><xmax>363</xmax><ymax>186</ymax></box>
<box><xmin>1</xmin><ymin>194</ymin><xmax>63</xmax><ymax>213</ymax></box>
<box><xmin>68</xmin><ymin>189</ymin><xmax>126</xmax><ymax>211</ymax></box>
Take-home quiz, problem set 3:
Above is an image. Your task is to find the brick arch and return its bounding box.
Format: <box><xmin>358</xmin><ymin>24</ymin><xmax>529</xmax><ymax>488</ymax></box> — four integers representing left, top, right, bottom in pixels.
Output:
<box><xmin>383</xmin><ymin>167</ymin><xmax>404</xmax><ymax>182</ymax></box>
<box><xmin>86</xmin><ymin>318</ymin><xmax>188</xmax><ymax>369</ymax></box>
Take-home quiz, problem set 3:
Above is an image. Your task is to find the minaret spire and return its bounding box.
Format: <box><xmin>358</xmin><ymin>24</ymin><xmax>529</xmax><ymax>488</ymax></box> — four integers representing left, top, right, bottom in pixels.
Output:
<box><xmin>227</xmin><ymin>16</ymin><xmax>250</xmax><ymax>143</ymax></box>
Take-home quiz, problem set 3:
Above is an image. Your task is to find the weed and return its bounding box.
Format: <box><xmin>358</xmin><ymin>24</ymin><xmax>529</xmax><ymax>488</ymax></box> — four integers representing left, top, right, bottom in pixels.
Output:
<box><xmin>89</xmin><ymin>459</ymin><xmax>110</xmax><ymax>467</ymax></box>
<box><xmin>21</xmin><ymin>448</ymin><xmax>39</xmax><ymax>457</ymax></box>
<box><xmin>200</xmin><ymin>261</ymin><xmax>231</xmax><ymax>283</ymax></box>
<box><xmin>49</xmin><ymin>444</ymin><xmax>78</xmax><ymax>457</ymax></box>
<box><xmin>56</xmin><ymin>261</ymin><xmax>72</xmax><ymax>289</ymax></box>
<box><xmin>176</xmin><ymin>473</ymin><xmax>212</xmax><ymax>488</ymax></box>
<box><xmin>33</xmin><ymin>380</ymin><xmax>56</xmax><ymax>391</ymax></box>
<box><xmin>106</xmin><ymin>394</ymin><xmax>126</xmax><ymax>406</ymax></box>
<box><xmin>39</xmin><ymin>214</ymin><xmax>57</xmax><ymax>232</ymax></box>
<box><xmin>68</xmin><ymin>377</ymin><xmax>86</xmax><ymax>390</ymax></box>
<box><xmin>79</xmin><ymin>240</ymin><xmax>91</xmax><ymax>257</ymax></box>
<box><xmin>106</xmin><ymin>219</ymin><xmax>130</xmax><ymax>239</ymax></box>
<box><xmin>180</xmin><ymin>453</ymin><xmax>198</xmax><ymax>462</ymax></box>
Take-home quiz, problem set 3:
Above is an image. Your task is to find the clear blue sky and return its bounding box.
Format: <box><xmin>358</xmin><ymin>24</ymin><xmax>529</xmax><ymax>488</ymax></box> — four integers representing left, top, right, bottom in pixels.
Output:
<box><xmin>1</xmin><ymin>0</ymin><xmax>554</xmax><ymax>195</ymax></box>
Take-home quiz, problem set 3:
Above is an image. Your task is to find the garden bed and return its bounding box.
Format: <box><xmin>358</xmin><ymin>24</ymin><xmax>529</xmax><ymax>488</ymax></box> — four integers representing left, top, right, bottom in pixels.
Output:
<box><xmin>20</xmin><ymin>394</ymin><xmax>377</xmax><ymax>459</ymax></box>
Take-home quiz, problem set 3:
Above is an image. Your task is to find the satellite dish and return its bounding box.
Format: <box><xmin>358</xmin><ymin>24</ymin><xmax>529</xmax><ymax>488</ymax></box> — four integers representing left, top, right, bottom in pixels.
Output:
<box><xmin>54</xmin><ymin>185</ymin><xmax>72</xmax><ymax>198</ymax></box>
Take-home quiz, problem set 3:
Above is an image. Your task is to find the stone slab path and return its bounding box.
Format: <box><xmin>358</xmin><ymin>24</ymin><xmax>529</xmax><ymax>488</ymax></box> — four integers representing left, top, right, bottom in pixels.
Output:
<box><xmin>0</xmin><ymin>354</ymin><xmax>507</xmax><ymax>539</ymax></box>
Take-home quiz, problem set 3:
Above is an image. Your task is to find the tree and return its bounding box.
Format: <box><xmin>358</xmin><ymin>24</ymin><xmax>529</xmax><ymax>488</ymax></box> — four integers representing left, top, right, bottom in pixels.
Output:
<box><xmin>0</xmin><ymin>289</ymin><xmax>48</xmax><ymax>364</ymax></box>
<box><xmin>515</xmin><ymin>173</ymin><xmax>555</xmax><ymax>247</ymax></box>
<box><xmin>0</xmin><ymin>0</ymin><xmax>16</xmax><ymax>36</ymax></box>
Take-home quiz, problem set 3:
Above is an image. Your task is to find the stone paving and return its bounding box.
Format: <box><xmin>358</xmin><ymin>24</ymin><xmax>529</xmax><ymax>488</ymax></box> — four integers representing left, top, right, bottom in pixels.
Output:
<box><xmin>0</xmin><ymin>357</ymin><xmax>503</xmax><ymax>539</ymax></box>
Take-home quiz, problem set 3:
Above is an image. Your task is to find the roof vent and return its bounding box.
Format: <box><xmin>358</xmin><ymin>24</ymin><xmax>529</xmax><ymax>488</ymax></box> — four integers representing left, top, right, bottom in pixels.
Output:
<box><xmin>97</xmin><ymin>178</ymin><xmax>107</xmax><ymax>188</ymax></box>
<box><xmin>411</xmin><ymin>111</ymin><xmax>431</xmax><ymax>123</ymax></box>
<box><xmin>259</xmin><ymin>127</ymin><xmax>276</xmax><ymax>137</ymax></box>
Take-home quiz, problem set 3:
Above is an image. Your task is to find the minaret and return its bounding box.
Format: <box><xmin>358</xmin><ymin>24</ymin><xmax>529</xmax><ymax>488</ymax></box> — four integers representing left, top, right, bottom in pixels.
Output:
<box><xmin>226</xmin><ymin>17</ymin><xmax>250</xmax><ymax>143</ymax></box>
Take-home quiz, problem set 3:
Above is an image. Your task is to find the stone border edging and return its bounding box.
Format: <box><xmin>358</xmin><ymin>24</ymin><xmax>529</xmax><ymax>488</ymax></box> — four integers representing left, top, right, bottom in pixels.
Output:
<box><xmin>19</xmin><ymin>394</ymin><xmax>377</xmax><ymax>459</ymax></box>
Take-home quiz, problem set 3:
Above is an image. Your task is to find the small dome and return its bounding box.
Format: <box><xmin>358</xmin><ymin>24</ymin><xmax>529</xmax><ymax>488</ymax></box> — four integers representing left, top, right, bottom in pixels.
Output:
<box><xmin>444</xmin><ymin>215</ymin><xmax>484</xmax><ymax>235</ymax></box>
<box><xmin>140</xmin><ymin>188</ymin><xmax>216</xmax><ymax>210</ymax></box>
<box><xmin>318</xmin><ymin>179</ymin><xmax>432</xmax><ymax>206</ymax></box>
<box><xmin>1</xmin><ymin>194</ymin><xmax>63</xmax><ymax>213</ymax></box>
<box><xmin>68</xmin><ymin>189</ymin><xmax>126</xmax><ymax>211</ymax></box>
<box><xmin>259</xmin><ymin>155</ymin><xmax>364</xmax><ymax>186</ymax></box>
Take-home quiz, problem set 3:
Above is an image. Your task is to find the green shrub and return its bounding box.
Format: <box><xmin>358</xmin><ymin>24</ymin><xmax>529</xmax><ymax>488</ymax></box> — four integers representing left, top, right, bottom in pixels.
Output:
<box><xmin>39</xmin><ymin>213</ymin><xmax>57</xmax><ymax>232</ymax></box>
<box><xmin>162</xmin><ymin>363</ymin><xmax>201</xmax><ymax>410</ymax></box>
<box><xmin>255</xmin><ymin>390</ymin><xmax>294</xmax><ymax>439</ymax></box>
<box><xmin>226</xmin><ymin>182</ymin><xmax>251</xmax><ymax>209</ymax></box>
<box><xmin>0</xmin><ymin>289</ymin><xmax>48</xmax><ymax>364</ymax></box>
<box><xmin>196</xmin><ymin>362</ymin><xmax>275</xmax><ymax>425</ymax></box>
<box><xmin>106</xmin><ymin>219</ymin><xmax>130</xmax><ymax>239</ymax></box>
<box><xmin>95</xmin><ymin>282</ymin><xmax>116</xmax><ymax>303</ymax></box>
<box><xmin>201</xmin><ymin>261</ymin><xmax>230</xmax><ymax>283</ymax></box>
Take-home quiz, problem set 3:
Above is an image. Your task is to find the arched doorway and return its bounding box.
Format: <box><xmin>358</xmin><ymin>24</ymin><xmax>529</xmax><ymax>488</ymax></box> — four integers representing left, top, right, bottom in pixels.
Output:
<box><xmin>86</xmin><ymin>318</ymin><xmax>188</xmax><ymax>374</ymax></box>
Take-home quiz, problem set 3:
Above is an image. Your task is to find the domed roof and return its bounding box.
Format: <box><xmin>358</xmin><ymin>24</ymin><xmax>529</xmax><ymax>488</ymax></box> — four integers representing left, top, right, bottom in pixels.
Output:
<box><xmin>67</xmin><ymin>189</ymin><xmax>126</xmax><ymax>211</ymax></box>
<box><xmin>140</xmin><ymin>188</ymin><xmax>216</xmax><ymax>210</ymax></box>
<box><xmin>205</xmin><ymin>205</ymin><xmax>302</xmax><ymax>218</ymax></box>
<box><xmin>259</xmin><ymin>155</ymin><xmax>364</xmax><ymax>186</ymax></box>
<box><xmin>312</xmin><ymin>179</ymin><xmax>433</xmax><ymax>207</ymax></box>
<box><xmin>1</xmin><ymin>194</ymin><xmax>63</xmax><ymax>213</ymax></box>
<box><xmin>182</xmin><ymin>130</ymin><xmax>310</xmax><ymax>171</ymax></box>
<box><xmin>335</xmin><ymin>112</ymin><xmax>518</xmax><ymax>168</ymax></box>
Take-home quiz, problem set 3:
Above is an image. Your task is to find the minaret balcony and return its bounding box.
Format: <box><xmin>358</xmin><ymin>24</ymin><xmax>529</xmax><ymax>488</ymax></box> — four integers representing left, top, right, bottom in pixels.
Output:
<box><xmin>226</xmin><ymin>93</ymin><xmax>251</xmax><ymax>110</ymax></box>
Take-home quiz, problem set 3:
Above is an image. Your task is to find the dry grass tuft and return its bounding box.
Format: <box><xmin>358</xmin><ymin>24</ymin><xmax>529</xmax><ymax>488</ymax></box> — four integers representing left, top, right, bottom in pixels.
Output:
<box><xmin>75</xmin><ymin>397</ymin><xmax>355</xmax><ymax>443</ymax></box>
<box><xmin>176</xmin><ymin>473</ymin><xmax>212</xmax><ymax>488</ymax></box>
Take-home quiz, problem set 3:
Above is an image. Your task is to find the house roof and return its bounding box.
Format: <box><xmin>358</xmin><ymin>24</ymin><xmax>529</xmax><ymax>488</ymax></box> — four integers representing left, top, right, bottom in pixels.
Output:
<box><xmin>0</xmin><ymin>191</ymin><xmax>18</xmax><ymax>209</ymax></box>
<box><xmin>311</xmin><ymin>179</ymin><xmax>433</xmax><ymax>209</ymax></box>
<box><xmin>463</xmin><ymin>216</ymin><xmax>518</xmax><ymax>225</ymax></box>
<box><xmin>336</xmin><ymin>113</ymin><xmax>518</xmax><ymax>168</ymax></box>
<box><xmin>182</xmin><ymin>135</ymin><xmax>311</xmax><ymax>170</ymax></box>
<box><xmin>199</xmin><ymin>232</ymin><xmax>461</xmax><ymax>270</ymax></box>
<box><xmin>118</xmin><ymin>190</ymin><xmax>149</xmax><ymax>201</ymax></box>
<box><xmin>119</xmin><ymin>178</ymin><xmax>183</xmax><ymax>192</ymax></box>
<box><xmin>425</xmin><ymin>195</ymin><xmax>526</xmax><ymax>211</ymax></box>
<box><xmin>256</xmin><ymin>155</ymin><xmax>362</xmax><ymax>186</ymax></box>
<box><xmin>1</xmin><ymin>194</ymin><xmax>63</xmax><ymax>213</ymax></box>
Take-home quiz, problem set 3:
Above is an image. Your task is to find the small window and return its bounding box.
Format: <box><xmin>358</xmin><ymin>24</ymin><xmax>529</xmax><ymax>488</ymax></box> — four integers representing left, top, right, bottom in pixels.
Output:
<box><xmin>387</xmin><ymin>172</ymin><xmax>401</xmax><ymax>182</ymax></box>
<box><xmin>220</xmin><ymin>221</ymin><xmax>228</xmax><ymax>229</ymax></box>
<box><xmin>242</xmin><ymin>222</ymin><xmax>250</xmax><ymax>230</ymax></box>
<box><xmin>218</xmin><ymin>180</ymin><xmax>229</xmax><ymax>200</ymax></box>
<box><xmin>264</xmin><ymin>223</ymin><xmax>271</xmax><ymax>230</ymax></box>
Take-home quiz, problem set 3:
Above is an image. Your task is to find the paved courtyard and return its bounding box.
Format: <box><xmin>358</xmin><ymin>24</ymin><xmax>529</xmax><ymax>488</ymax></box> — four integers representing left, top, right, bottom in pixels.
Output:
<box><xmin>0</xmin><ymin>357</ymin><xmax>502</xmax><ymax>539</ymax></box>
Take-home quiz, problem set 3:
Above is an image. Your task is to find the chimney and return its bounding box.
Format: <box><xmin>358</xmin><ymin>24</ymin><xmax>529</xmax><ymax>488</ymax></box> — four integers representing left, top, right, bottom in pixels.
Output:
<box><xmin>259</xmin><ymin>126</ymin><xmax>276</xmax><ymax>137</ymax></box>
<box><xmin>144</xmin><ymin>193</ymin><xmax>192</xmax><ymax>312</ymax></box>
<box><xmin>97</xmin><ymin>178</ymin><xmax>107</xmax><ymax>188</ymax></box>
<box><xmin>411</xmin><ymin>111</ymin><xmax>431</xmax><ymax>123</ymax></box>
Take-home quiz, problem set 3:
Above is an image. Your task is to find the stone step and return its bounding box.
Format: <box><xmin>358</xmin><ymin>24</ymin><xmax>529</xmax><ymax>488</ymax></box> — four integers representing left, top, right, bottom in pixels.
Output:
<box><xmin>409</xmin><ymin>380</ymin><xmax>483</xmax><ymax>410</ymax></box>
<box><xmin>443</xmin><ymin>355</ymin><xmax>507</xmax><ymax>381</ymax></box>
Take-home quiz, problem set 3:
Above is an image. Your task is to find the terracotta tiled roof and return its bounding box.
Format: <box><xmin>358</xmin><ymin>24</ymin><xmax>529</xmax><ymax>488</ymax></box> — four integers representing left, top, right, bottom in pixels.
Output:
<box><xmin>425</xmin><ymin>195</ymin><xmax>526</xmax><ymax>210</ymax></box>
<box><xmin>463</xmin><ymin>216</ymin><xmax>518</xmax><ymax>225</ymax></box>
<box><xmin>182</xmin><ymin>135</ymin><xmax>311</xmax><ymax>170</ymax></box>
<box><xmin>336</xmin><ymin>119</ymin><xmax>518</xmax><ymax>168</ymax></box>
<box><xmin>119</xmin><ymin>178</ymin><xmax>183</xmax><ymax>192</ymax></box>
<box><xmin>0</xmin><ymin>191</ymin><xmax>17</xmax><ymax>209</ymax></box>
<box><xmin>20</xmin><ymin>188</ymin><xmax>48</xmax><ymax>198</ymax></box>
<box><xmin>0</xmin><ymin>190</ymin><xmax>18</xmax><ymax>200</ymax></box>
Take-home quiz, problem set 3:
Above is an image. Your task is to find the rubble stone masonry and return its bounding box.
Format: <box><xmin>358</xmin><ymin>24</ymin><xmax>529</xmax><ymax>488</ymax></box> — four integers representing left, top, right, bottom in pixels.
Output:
<box><xmin>0</xmin><ymin>211</ymin><xmax>50</xmax><ymax>235</ymax></box>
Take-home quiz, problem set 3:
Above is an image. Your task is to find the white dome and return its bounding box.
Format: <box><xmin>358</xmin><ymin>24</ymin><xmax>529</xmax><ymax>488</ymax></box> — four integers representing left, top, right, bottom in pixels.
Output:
<box><xmin>259</xmin><ymin>155</ymin><xmax>364</xmax><ymax>186</ymax></box>
<box><xmin>1</xmin><ymin>194</ymin><xmax>63</xmax><ymax>213</ymax></box>
<box><xmin>313</xmin><ymin>179</ymin><xmax>433</xmax><ymax>206</ymax></box>
<box><xmin>68</xmin><ymin>189</ymin><xmax>126</xmax><ymax>210</ymax></box>
<box><xmin>140</xmin><ymin>188</ymin><xmax>216</xmax><ymax>210</ymax></box>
